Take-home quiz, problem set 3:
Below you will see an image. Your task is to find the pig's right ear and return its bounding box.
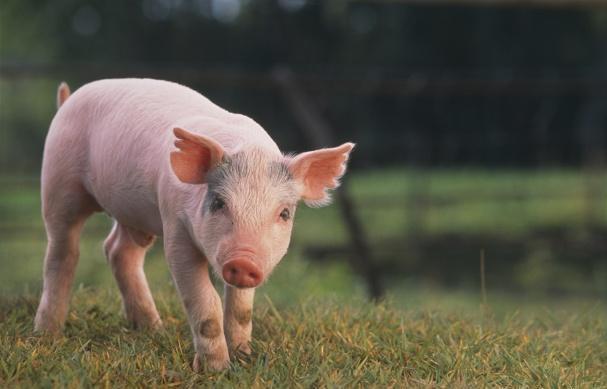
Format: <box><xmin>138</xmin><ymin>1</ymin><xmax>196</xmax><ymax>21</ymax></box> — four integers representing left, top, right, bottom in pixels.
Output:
<box><xmin>170</xmin><ymin>127</ymin><xmax>224</xmax><ymax>184</ymax></box>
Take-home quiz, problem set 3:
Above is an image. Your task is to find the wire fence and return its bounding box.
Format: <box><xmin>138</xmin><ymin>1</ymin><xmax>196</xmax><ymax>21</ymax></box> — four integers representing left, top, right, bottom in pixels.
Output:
<box><xmin>1</xmin><ymin>63</ymin><xmax>606</xmax><ymax>297</ymax></box>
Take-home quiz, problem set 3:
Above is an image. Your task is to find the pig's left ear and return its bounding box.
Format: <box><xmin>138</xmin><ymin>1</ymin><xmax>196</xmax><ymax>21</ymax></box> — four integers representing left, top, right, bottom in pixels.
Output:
<box><xmin>288</xmin><ymin>142</ymin><xmax>355</xmax><ymax>207</ymax></box>
<box><xmin>170</xmin><ymin>127</ymin><xmax>224</xmax><ymax>184</ymax></box>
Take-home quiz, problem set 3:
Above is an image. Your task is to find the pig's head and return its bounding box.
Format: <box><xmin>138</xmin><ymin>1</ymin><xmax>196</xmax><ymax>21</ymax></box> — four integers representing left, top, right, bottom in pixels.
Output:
<box><xmin>170</xmin><ymin>127</ymin><xmax>354</xmax><ymax>289</ymax></box>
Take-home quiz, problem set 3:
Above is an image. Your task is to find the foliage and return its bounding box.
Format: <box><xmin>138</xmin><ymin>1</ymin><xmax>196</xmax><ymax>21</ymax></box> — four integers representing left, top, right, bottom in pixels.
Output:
<box><xmin>1</xmin><ymin>1</ymin><xmax>607</xmax><ymax>170</ymax></box>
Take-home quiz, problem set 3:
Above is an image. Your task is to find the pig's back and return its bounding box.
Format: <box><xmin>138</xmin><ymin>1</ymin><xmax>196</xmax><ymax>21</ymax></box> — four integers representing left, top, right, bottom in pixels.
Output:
<box><xmin>72</xmin><ymin>78</ymin><xmax>273</xmax><ymax>146</ymax></box>
<box><xmin>47</xmin><ymin>78</ymin><xmax>278</xmax><ymax>234</ymax></box>
<box><xmin>70</xmin><ymin>78</ymin><xmax>280</xmax><ymax>180</ymax></box>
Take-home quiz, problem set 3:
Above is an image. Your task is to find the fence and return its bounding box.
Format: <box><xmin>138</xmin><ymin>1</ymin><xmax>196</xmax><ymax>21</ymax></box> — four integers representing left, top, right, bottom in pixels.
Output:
<box><xmin>1</xmin><ymin>62</ymin><xmax>606</xmax><ymax>298</ymax></box>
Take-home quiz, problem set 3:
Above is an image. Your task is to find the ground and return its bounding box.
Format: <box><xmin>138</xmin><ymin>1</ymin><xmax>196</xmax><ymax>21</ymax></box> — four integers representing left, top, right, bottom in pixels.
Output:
<box><xmin>0</xmin><ymin>169</ymin><xmax>605</xmax><ymax>386</ymax></box>
<box><xmin>2</xmin><ymin>287</ymin><xmax>606</xmax><ymax>387</ymax></box>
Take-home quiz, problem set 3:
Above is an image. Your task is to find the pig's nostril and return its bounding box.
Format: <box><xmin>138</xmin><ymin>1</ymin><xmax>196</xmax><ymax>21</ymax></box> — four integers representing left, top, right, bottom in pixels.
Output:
<box><xmin>222</xmin><ymin>259</ymin><xmax>262</xmax><ymax>288</ymax></box>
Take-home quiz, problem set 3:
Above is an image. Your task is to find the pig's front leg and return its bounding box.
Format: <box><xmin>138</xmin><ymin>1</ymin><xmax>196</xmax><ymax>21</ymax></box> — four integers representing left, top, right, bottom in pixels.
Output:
<box><xmin>223</xmin><ymin>286</ymin><xmax>254</xmax><ymax>355</ymax></box>
<box><xmin>164</xmin><ymin>232</ymin><xmax>230</xmax><ymax>371</ymax></box>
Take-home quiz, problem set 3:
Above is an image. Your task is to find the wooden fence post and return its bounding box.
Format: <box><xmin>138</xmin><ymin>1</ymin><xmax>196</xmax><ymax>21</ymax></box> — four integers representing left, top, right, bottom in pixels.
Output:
<box><xmin>273</xmin><ymin>67</ymin><xmax>385</xmax><ymax>300</ymax></box>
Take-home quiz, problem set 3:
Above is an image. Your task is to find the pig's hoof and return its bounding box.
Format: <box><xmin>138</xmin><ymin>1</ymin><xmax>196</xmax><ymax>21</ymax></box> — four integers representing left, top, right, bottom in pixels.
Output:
<box><xmin>33</xmin><ymin>317</ymin><xmax>64</xmax><ymax>336</ymax></box>
<box><xmin>149</xmin><ymin>318</ymin><xmax>164</xmax><ymax>330</ymax></box>
<box><xmin>33</xmin><ymin>326</ymin><xmax>63</xmax><ymax>337</ymax></box>
<box><xmin>130</xmin><ymin>316</ymin><xmax>163</xmax><ymax>331</ymax></box>
<box><xmin>192</xmin><ymin>353</ymin><xmax>230</xmax><ymax>372</ymax></box>
<box><xmin>192</xmin><ymin>353</ymin><xmax>201</xmax><ymax>372</ymax></box>
<box><xmin>231</xmin><ymin>342</ymin><xmax>252</xmax><ymax>356</ymax></box>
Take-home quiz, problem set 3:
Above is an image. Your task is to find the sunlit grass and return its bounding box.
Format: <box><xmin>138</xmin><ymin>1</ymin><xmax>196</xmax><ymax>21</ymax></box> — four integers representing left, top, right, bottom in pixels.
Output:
<box><xmin>1</xmin><ymin>166</ymin><xmax>606</xmax><ymax>385</ymax></box>
<box><xmin>1</xmin><ymin>289</ymin><xmax>605</xmax><ymax>387</ymax></box>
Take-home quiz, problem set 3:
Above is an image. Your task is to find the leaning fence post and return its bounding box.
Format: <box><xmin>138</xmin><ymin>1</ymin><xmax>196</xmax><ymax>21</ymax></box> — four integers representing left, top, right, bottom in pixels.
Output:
<box><xmin>272</xmin><ymin>67</ymin><xmax>384</xmax><ymax>300</ymax></box>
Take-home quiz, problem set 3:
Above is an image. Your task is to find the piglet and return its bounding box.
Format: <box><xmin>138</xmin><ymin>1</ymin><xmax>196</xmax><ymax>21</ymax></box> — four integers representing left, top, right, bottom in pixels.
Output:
<box><xmin>34</xmin><ymin>79</ymin><xmax>354</xmax><ymax>371</ymax></box>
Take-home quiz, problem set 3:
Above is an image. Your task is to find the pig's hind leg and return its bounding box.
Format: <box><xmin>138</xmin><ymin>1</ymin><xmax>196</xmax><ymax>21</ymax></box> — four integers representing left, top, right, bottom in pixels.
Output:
<box><xmin>104</xmin><ymin>222</ymin><xmax>161</xmax><ymax>329</ymax></box>
<box><xmin>34</xmin><ymin>183</ymin><xmax>99</xmax><ymax>334</ymax></box>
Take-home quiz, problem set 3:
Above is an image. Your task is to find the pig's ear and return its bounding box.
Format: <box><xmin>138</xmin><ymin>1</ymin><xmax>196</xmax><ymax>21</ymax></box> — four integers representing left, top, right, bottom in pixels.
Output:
<box><xmin>170</xmin><ymin>127</ymin><xmax>224</xmax><ymax>184</ymax></box>
<box><xmin>288</xmin><ymin>142</ymin><xmax>355</xmax><ymax>207</ymax></box>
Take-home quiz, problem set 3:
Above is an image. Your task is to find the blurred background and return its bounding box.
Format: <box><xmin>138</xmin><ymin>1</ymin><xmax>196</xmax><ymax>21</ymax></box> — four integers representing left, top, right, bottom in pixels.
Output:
<box><xmin>1</xmin><ymin>0</ymin><xmax>606</xmax><ymax>311</ymax></box>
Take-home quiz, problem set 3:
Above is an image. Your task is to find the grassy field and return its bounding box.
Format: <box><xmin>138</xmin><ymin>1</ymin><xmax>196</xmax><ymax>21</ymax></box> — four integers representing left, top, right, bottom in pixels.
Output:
<box><xmin>1</xmin><ymin>289</ymin><xmax>606</xmax><ymax>387</ymax></box>
<box><xmin>0</xmin><ymin>169</ymin><xmax>606</xmax><ymax>386</ymax></box>
<box><xmin>1</xmin><ymin>168</ymin><xmax>606</xmax><ymax>295</ymax></box>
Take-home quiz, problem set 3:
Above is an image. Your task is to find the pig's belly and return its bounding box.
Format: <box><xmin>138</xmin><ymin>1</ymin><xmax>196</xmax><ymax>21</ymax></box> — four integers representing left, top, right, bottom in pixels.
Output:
<box><xmin>87</xmin><ymin>176</ymin><xmax>164</xmax><ymax>236</ymax></box>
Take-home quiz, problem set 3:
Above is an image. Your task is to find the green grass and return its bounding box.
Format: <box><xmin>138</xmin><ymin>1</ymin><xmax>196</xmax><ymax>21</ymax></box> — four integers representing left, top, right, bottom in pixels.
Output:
<box><xmin>1</xmin><ymin>170</ymin><xmax>606</xmax><ymax>386</ymax></box>
<box><xmin>1</xmin><ymin>168</ymin><xmax>606</xmax><ymax>294</ymax></box>
<box><xmin>1</xmin><ymin>289</ymin><xmax>606</xmax><ymax>387</ymax></box>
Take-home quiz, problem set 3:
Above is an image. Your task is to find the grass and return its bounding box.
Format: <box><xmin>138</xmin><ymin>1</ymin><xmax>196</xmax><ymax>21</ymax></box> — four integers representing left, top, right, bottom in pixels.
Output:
<box><xmin>1</xmin><ymin>288</ymin><xmax>606</xmax><ymax>387</ymax></box>
<box><xmin>0</xmin><ymin>169</ymin><xmax>606</xmax><ymax>386</ymax></box>
<box><xmin>1</xmin><ymin>169</ymin><xmax>606</xmax><ymax>295</ymax></box>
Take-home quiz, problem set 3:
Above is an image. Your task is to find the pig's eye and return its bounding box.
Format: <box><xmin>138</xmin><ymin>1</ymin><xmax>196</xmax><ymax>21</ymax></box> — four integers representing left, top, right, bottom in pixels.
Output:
<box><xmin>210</xmin><ymin>197</ymin><xmax>225</xmax><ymax>213</ymax></box>
<box><xmin>279</xmin><ymin>208</ymin><xmax>291</xmax><ymax>221</ymax></box>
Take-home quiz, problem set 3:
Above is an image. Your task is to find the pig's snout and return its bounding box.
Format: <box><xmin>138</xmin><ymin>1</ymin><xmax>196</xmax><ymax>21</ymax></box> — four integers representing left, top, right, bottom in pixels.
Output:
<box><xmin>222</xmin><ymin>259</ymin><xmax>262</xmax><ymax>288</ymax></box>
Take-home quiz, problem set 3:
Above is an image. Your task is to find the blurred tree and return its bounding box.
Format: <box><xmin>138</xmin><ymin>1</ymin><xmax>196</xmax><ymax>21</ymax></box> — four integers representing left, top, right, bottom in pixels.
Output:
<box><xmin>1</xmin><ymin>0</ymin><xmax>606</xmax><ymax>170</ymax></box>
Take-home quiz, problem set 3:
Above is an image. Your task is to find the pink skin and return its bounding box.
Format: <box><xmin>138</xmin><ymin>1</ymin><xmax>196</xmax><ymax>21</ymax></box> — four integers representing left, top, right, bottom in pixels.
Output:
<box><xmin>34</xmin><ymin>79</ymin><xmax>354</xmax><ymax>371</ymax></box>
